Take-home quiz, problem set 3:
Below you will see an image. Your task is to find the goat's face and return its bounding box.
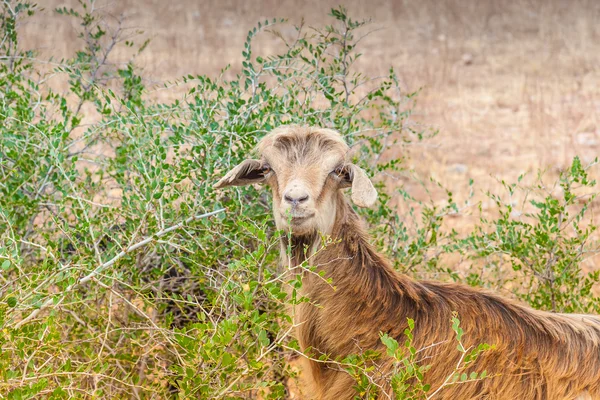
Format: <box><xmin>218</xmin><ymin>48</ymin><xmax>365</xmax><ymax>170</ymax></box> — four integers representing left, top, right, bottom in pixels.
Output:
<box><xmin>214</xmin><ymin>126</ymin><xmax>377</xmax><ymax>236</ymax></box>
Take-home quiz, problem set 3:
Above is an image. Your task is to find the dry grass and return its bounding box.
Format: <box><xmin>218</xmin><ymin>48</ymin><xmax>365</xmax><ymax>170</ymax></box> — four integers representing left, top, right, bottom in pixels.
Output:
<box><xmin>21</xmin><ymin>0</ymin><xmax>600</xmax><ymax>261</ymax></box>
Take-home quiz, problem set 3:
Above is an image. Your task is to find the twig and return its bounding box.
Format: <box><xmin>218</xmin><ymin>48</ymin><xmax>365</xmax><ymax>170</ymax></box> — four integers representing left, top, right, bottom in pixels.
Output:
<box><xmin>215</xmin><ymin>324</ymin><xmax>296</xmax><ymax>398</ymax></box>
<box><xmin>12</xmin><ymin>208</ymin><xmax>225</xmax><ymax>329</ymax></box>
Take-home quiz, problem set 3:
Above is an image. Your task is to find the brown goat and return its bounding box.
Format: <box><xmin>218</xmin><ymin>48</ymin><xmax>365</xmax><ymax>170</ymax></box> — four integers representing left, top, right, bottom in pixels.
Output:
<box><xmin>215</xmin><ymin>125</ymin><xmax>600</xmax><ymax>400</ymax></box>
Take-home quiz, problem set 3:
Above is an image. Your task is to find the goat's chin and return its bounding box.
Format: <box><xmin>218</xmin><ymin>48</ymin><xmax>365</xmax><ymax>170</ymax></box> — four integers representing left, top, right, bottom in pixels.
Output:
<box><xmin>280</xmin><ymin>219</ymin><xmax>317</xmax><ymax>236</ymax></box>
<box><xmin>274</xmin><ymin>216</ymin><xmax>315</xmax><ymax>235</ymax></box>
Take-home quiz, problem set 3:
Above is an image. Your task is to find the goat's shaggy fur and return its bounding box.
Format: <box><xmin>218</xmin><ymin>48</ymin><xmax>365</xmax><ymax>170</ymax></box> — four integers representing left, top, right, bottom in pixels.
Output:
<box><xmin>216</xmin><ymin>126</ymin><xmax>600</xmax><ymax>400</ymax></box>
<box><xmin>291</xmin><ymin>200</ymin><xmax>600</xmax><ymax>399</ymax></box>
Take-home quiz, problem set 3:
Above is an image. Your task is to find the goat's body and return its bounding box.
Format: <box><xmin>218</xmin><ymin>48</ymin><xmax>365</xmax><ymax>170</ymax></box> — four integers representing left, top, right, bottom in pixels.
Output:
<box><xmin>217</xmin><ymin>125</ymin><xmax>600</xmax><ymax>399</ymax></box>
<box><xmin>290</xmin><ymin>197</ymin><xmax>600</xmax><ymax>400</ymax></box>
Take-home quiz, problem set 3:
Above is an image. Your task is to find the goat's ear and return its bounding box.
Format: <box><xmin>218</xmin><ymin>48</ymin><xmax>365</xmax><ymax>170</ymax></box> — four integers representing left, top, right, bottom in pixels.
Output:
<box><xmin>213</xmin><ymin>159</ymin><xmax>268</xmax><ymax>189</ymax></box>
<box><xmin>340</xmin><ymin>164</ymin><xmax>378</xmax><ymax>208</ymax></box>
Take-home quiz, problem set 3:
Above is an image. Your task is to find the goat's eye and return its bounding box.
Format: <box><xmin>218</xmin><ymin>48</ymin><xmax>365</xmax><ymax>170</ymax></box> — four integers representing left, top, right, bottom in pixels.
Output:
<box><xmin>261</xmin><ymin>164</ymin><xmax>272</xmax><ymax>174</ymax></box>
<box><xmin>333</xmin><ymin>166</ymin><xmax>345</xmax><ymax>177</ymax></box>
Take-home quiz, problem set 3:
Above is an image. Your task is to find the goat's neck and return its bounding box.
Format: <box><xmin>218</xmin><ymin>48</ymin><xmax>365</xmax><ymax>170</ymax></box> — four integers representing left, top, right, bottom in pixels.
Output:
<box><xmin>280</xmin><ymin>194</ymin><xmax>414</xmax><ymax>339</ymax></box>
<box><xmin>279</xmin><ymin>194</ymin><xmax>383</xmax><ymax>279</ymax></box>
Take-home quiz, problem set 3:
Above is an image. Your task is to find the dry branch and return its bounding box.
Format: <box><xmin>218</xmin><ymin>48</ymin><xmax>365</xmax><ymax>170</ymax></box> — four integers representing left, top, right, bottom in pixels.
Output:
<box><xmin>11</xmin><ymin>208</ymin><xmax>226</xmax><ymax>329</ymax></box>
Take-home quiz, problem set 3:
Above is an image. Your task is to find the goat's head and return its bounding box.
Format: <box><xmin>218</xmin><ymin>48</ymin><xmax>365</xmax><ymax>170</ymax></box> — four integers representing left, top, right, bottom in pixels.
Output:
<box><xmin>214</xmin><ymin>126</ymin><xmax>377</xmax><ymax>236</ymax></box>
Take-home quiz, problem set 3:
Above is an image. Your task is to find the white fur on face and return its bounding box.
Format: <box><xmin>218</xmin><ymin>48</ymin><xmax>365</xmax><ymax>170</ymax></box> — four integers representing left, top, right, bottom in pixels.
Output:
<box><xmin>269</xmin><ymin>162</ymin><xmax>340</xmax><ymax>236</ymax></box>
<box><xmin>258</xmin><ymin>127</ymin><xmax>349</xmax><ymax>236</ymax></box>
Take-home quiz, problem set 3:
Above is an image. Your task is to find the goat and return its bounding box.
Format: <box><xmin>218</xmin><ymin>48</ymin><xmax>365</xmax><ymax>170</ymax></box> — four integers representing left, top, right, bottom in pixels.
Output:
<box><xmin>215</xmin><ymin>125</ymin><xmax>600</xmax><ymax>400</ymax></box>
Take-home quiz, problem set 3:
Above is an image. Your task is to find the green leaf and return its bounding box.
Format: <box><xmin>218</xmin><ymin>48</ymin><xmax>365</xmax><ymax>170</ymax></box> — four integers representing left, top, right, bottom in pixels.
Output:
<box><xmin>6</xmin><ymin>297</ymin><xmax>17</xmax><ymax>308</ymax></box>
<box><xmin>258</xmin><ymin>329</ymin><xmax>270</xmax><ymax>347</ymax></box>
<box><xmin>380</xmin><ymin>333</ymin><xmax>399</xmax><ymax>357</ymax></box>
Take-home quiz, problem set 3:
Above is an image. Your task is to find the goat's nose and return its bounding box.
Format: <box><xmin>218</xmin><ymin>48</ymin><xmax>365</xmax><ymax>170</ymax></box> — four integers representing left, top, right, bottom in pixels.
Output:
<box><xmin>284</xmin><ymin>191</ymin><xmax>309</xmax><ymax>206</ymax></box>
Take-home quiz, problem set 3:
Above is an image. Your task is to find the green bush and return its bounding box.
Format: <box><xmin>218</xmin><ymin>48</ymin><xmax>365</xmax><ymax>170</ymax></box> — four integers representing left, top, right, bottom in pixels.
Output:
<box><xmin>0</xmin><ymin>1</ymin><xmax>598</xmax><ymax>398</ymax></box>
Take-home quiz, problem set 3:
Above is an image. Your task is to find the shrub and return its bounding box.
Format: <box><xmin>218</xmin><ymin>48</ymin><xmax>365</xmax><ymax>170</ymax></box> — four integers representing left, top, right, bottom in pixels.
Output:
<box><xmin>0</xmin><ymin>1</ymin><xmax>598</xmax><ymax>398</ymax></box>
<box><xmin>0</xmin><ymin>2</ymin><xmax>424</xmax><ymax>397</ymax></box>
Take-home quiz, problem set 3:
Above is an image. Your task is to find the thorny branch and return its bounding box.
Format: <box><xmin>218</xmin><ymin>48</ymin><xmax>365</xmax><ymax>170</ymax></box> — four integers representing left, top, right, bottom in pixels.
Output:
<box><xmin>11</xmin><ymin>208</ymin><xmax>225</xmax><ymax>329</ymax></box>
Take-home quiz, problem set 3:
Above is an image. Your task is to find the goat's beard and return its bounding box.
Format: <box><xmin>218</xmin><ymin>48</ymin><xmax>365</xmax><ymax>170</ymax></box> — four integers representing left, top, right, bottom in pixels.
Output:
<box><xmin>280</xmin><ymin>230</ymin><xmax>319</xmax><ymax>267</ymax></box>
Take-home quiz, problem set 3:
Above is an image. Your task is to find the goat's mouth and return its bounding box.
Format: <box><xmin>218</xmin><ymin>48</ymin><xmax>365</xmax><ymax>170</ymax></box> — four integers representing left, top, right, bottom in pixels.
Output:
<box><xmin>281</xmin><ymin>212</ymin><xmax>315</xmax><ymax>225</ymax></box>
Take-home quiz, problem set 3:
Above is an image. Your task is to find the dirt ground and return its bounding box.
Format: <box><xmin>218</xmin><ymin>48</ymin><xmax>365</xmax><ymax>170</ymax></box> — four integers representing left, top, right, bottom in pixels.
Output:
<box><xmin>20</xmin><ymin>0</ymin><xmax>600</xmax><ymax>258</ymax></box>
